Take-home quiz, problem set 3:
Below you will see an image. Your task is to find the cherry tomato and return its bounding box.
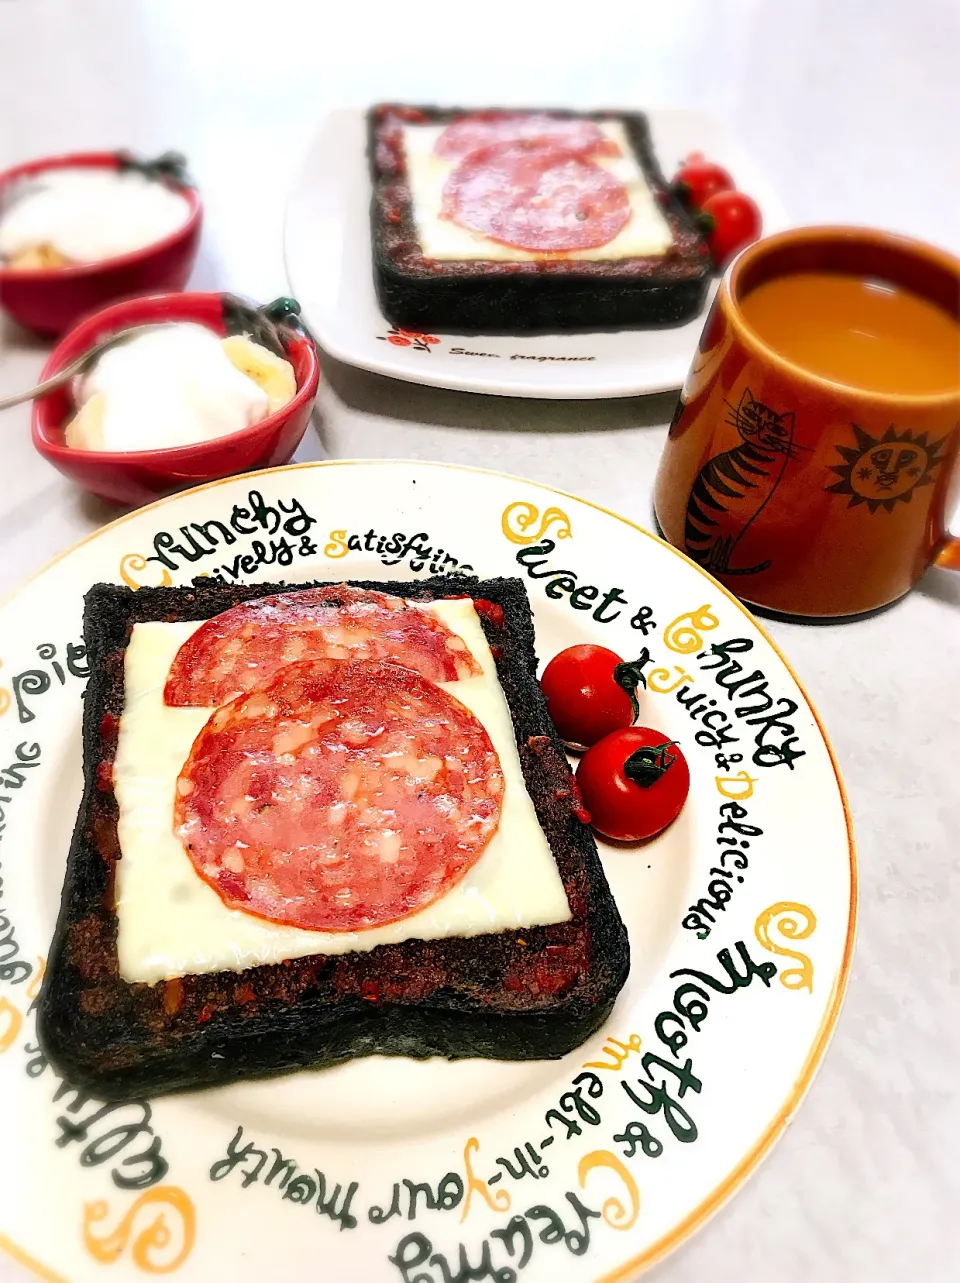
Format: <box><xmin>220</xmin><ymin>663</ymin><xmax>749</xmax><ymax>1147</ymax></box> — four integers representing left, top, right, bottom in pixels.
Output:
<box><xmin>575</xmin><ymin>727</ymin><xmax>690</xmax><ymax>842</ymax></box>
<box><xmin>672</xmin><ymin>153</ymin><xmax>734</xmax><ymax>209</ymax></box>
<box><xmin>540</xmin><ymin>645</ymin><xmax>648</xmax><ymax>749</ymax></box>
<box><xmin>701</xmin><ymin>190</ymin><xmax>762</xmax><ymax>268</ymax></box>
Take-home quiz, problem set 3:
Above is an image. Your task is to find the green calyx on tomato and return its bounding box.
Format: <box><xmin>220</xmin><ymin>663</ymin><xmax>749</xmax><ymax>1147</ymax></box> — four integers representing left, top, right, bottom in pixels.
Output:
<box><xmin>622</xmin><ymin>740</ymin><xmax>679</xmax><ymax>788</ymax></box>
<box><xmin>612</xmin><ymin>658</ymin><xmax>649</xmax><ymax>723</ymax></box>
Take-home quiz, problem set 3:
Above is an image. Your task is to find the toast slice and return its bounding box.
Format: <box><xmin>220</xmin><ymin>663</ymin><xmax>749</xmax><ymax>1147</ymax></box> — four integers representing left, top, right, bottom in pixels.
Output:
<box><xmin>368</xmin><ymin>103</ymin><xmax>711</xmax><ymax>333</ymax></box>
<box><xmin>38</xmin><ymin>576</ymin><xmax>629</xmax><ymax>1101</ymax></box>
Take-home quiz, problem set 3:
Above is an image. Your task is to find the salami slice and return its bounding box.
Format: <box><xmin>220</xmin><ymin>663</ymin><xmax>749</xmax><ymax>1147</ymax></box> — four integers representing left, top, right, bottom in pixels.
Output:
<box><xmin>435</xmin><ymin>113</ymin><xmax>618</xmax><ymax>161</ymax></box>
<box><xmin>164</xmin><ymin>586</ymin><xmax>480</xmax><ymax>707</ymax></box>
<box><xmin>175</xmin><ymin>659</ymin><xmax>503</xmax><ymax>932</ymax></box>
<box><xmin>441</xmin><ymin>141</ymin><xmax>631</xmax><ymax>253</ymax></box>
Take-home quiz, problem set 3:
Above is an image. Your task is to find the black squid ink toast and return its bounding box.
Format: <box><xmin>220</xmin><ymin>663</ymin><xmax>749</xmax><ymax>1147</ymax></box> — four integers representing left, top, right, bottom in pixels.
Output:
<box><xmin>38</xmin><ymin>575</ymin><xmax>630</xmax><ymax>1101</ymax></box>
<box><xmin>369</xmin><ymin>103</ymin><xmax>711</xmax><ymax>333</ymax></box>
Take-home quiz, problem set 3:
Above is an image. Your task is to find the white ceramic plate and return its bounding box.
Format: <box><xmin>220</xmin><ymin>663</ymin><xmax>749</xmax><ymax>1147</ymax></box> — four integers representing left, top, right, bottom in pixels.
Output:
<box><xmin>0</xmin><ymin>461</ymin><xmax>854</xmax><ymax>1283</ymax></box>
<box><xmin>284</xmin><ymin>110</ymin><xmax>789</xmax><ymax>399</ymax></box>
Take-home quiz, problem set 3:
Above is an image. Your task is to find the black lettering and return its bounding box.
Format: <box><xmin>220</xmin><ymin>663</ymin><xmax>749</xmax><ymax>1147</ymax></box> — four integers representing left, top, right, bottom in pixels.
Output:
<box><xmin>490</xmin><ymin>1216</ymin><xmax>533</xmax><ymax>1269</ymax></box>
<box><xmin>209</xmin><ymin>1125</ymin><xmax>268</xmax><ymax>1187</ymax></box>
<box><xmin>403</xmin><ymin>1179</ymin><xmax>438</xmax><ymax>1219</ymax></box>
<box><xmin>569</xmin><ymin>585</ymin><xmax>598</xmax><ymax>610</ymax></box>
<box><xmin>265</xmin><ymin>1149</ymin><xmax>297</xmax><ymax>1187</ymax></box>
<box><xmin>369</xmin><ymin>1182</ymin><xmax>403</xmax><ymax>1223</ymax></box>
<box><xmin>676</xmin><ymin>687</ymin><xmax>708</xmax><ymax>713</ymax></box>
<box><xmin>315</xmin><ymin>1170</ymin><xmax>359</xmax><ymax>1231</ymax></box>
<box><xmin>630</xmin><ymin>605</ymin><xmax>656</xmax><ymax>634</ymax></box>
<box><xmin>560</xmin><ymin>1192</ymin><xmax>601</xmax><ymax>1255</ymax></box>
<box><xmin>622</xmin><ymin>1073</ymin><xmax>699</xmax><ymax>1144</ymax></box>
<box><xmin>283</xmin><ymin>1173</ymin><xmax>317</xmax><ymax>1205</ymax></box>
<box><xmin>11</xmin><ymin>670</ymin><xmax>50</xmax><ymax>724</ymax></box>
<box><xmin>192</xmin><ymin>519</ymin><xmax>237</xmax><ymax>548</ymax></box>
<box><xmin>248</xmin><ymin>490</ymin><xmax>281</xmax><ymax>534</ymax></box>
<box><xmin>593</xmin><ymin>588</ymin><xmax>627</xmax><ymax>624</ymax></box>
<box><xmin>79</xmin><ymin>1113</ymin><xmax>154</xmax><ymax>1166</ymax></box>
<box><xmin>673</xmin><ymin>982</ymin><xmax>710</xmax><ymax>1029</ymax></box>
<box><xmin>272</xmin><ymin>536</ymin><xmax>295</xmax><ymax>566</ymax></box>
<box><xmin>66</xmin><ymin>641</ymin><xmax>89</xmax><ymax>678</ymax></box>
<box><xmin>698</xmin><ymin>638</ymin><xmax>754</xmax><ymax>670</ymax></box>
<box><xmin>112</xmin><ymin>1133</ymin><xmax>169</xmax><ymax>1190</ymax></box>
<box><xmin>495</xmin><ymin>1143</ymin><xmax>548</xmax><ymax>1181</ymax></box>
<box><xmin>146</xmin><ymin>532</ymin><xmax>180</xmax><ymax>571</ymax></box>
<box><xmin>382</xmin><ymin>533</ymin><xmax>431</xmax><ymax>569</ymax></box>
<box><xmin>694</xmin><ymin>724</ymin><xmax>739</xmax><ymax>751</ymax></box>
<box><xmin>437</xmin><ymin>1173</ymin><xmax>464</xmax><ymax>1211</ymax></box>
<box><xmin>543</xmin><ymin>574</ymin><xmax>578</xmax><ymax>600</ymax></box>
<box><xmin>23</xmin><ymin>1041</ymin><xmax>47</xmax><ymax>1077</ymax></box>
<box><xmin>672</xmin><ymin>940</ymin><xmax>777</xmax><ymax>994</ymax></box>
<box><xmin>654</xmin><ymin>1010</ymin><xmax>689</xmax><ymax>1056</ymax></box>
<box><xmin>432</xmin><ymin>1241</ymin><xmax>514</xmax><ymax>1283</ymax></box>
<box><xmin>389</xmin><ymin>1231</ymin><xmax>434</xmax><ymax>1282</ymax></box>
<box><xmin>169</xmin><ymin>526</ymin><xmax>213</xmax><ymax>562</ymax></box>
<box><xmin>613</xmin><ymin>1120</ymin><xmax>663</xmax><ymax>1159</ymax></box>
<box><xmin>526</xmin><ymin>1203</ymin><xmax>565</xmax><ymax>1245</ymax></box>
<box><xmin>230</xmin><ymin>502</ymin><xmax>257</xmax><ymax>535</ymax></box>
<box><xmin>278</xmin><ymin>497</ymin><xmax>317</xmax><ymax>535</ymax></box>
<box><xmin>249</xmin><ymin>539</ymin><xmax>276</xmax><ymax>567</ymax></box>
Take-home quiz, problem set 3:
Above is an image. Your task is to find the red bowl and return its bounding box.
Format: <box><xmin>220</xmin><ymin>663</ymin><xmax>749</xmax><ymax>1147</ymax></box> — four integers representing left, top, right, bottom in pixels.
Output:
<box><xmin>32</xmin><ymin>292</ymin><xmax>321</xmax><ymax>507</ymax></box>
<box><xmin>0</xmin><ymin>152</ymin><xmax>203</xmax><ymax>335</ymax></box>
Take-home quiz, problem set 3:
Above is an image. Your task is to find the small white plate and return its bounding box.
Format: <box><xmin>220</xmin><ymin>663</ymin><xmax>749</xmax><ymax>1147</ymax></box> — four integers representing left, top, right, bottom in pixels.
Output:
<box><xmin>0</xmin><ymin>461</ymin><xmax>854</xmax><ymax>1283</ymax></box>
<box><xmin>284</xmin><ymin>110</ymin><xmax>789</xmax><ymax>399</ymax></box>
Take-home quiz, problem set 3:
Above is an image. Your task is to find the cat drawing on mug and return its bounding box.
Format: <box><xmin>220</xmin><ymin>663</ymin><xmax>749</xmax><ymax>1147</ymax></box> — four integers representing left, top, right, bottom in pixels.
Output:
<box><xmin>683</xmin><ymin>387</ymin><xmax>800</xmax><ymax>576</ymax></box>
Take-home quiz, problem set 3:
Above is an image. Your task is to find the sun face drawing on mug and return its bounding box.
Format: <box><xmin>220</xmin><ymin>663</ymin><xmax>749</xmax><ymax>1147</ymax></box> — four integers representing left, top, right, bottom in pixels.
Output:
<box><xmin>683</xmin><ymin>387</ymin><xmax>803</xmax><ymax>577</ymax></box>
<box><xmin>824</xmin><ymin>424</ymin><xmax>948</xmax><ymax>513</ymax></box>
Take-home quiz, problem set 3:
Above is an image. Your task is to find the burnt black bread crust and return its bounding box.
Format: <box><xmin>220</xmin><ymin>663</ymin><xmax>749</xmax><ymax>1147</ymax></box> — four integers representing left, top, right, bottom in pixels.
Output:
<box><xmin>368</xmin><ymin>103</ymin><xmax>711</xmax><ymax>333</ymax></box>
<box><xmin>38</xmin><ymin>576</ymin><xmax>629</xmax><ymax>1101</ymax></box>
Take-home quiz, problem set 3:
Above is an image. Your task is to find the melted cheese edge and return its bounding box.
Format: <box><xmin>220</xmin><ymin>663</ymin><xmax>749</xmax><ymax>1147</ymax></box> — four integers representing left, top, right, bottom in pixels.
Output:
<box><xmin>402</xmin><ymin>120</ymin><xmax>674</xmax><ymax>262</ymax></box>
<box><xmin>113</xmin><ymin>598</ymin><xmax>571</xmax><ymax>983</ymax></box>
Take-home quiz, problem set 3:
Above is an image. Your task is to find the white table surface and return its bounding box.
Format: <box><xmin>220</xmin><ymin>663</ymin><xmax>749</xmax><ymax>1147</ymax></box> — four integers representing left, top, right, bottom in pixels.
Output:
<box><xmin>1</xmin><ymin>2</ymin><xmax>958</xmax><ymax>1280</ymax></box>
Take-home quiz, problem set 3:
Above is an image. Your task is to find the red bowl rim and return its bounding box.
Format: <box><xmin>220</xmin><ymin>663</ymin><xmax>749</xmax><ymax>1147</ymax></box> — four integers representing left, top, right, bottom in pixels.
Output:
<box><xmin>31</xmin><ymin>291</ymin><xmax>321</xmax><ymax>466</ymax></box>
<box><xmin>0</xmin><ymin>151</ymin><xmax>203</xmax><ymax>282</ymax></box>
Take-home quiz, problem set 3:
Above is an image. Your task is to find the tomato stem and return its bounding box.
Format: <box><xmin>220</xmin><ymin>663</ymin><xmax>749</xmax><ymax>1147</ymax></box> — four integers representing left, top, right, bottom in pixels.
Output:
<box><xmin>694</xmin><ymin>210</ymin><xmax>716</xmax><ymax>235</ymax></box>
<box><xmin>613</xmin><ymin>657</ymin><xmax>650</xmax><ymax>724</ymax></box>
<box><xmin>623</xmin><ymin>740</ymin><xmax>679</xmax><ymax>788</ymax></box>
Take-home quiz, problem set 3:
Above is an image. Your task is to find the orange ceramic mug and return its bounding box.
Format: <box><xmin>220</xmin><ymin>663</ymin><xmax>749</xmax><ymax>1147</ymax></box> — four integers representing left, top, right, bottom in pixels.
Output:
<box><xmin>654</xmin><ymin>227</ymin><xmax>960</xmax><ymax>618</ymax></box>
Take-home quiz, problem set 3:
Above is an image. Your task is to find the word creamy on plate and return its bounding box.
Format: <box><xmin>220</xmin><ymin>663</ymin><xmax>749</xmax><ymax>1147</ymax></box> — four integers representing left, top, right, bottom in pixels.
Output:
<box><xmin>66</xmin><ymin>323</ymin><xmax>297</xmax><ymax>452</ymax></box>
<box><xmin>0</xmin><ymin>167</ymin><xmax>191</xmax><ymax>267</ymax></box>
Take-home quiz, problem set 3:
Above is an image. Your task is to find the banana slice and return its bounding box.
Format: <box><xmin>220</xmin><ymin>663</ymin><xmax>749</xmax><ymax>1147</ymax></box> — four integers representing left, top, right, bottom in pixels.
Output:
<box><xmin>221</xmin><ymin>335</ymin><xmax>297</xmax><ymax>415</ymax></box>
<box><xmin>7</xmin><ymin>243</ymin><xmax>71</xmax><ymax>270</ymax></box>
<box><xmin>64</xmin><ymin>391</ymin><xmax>106</xmax><ymax>451</ymax></box>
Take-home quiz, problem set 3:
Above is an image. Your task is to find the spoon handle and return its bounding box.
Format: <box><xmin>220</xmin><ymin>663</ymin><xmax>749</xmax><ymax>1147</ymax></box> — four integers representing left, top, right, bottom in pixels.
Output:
<box><xmin>0</xmin><ymin>322</ymin><xmax>165</xmax><ymax>413</ymax></box>
<box><xmin>0</xmin><ymin>361</ymin><xmax>79</xmax><ymax>411</ymax></box>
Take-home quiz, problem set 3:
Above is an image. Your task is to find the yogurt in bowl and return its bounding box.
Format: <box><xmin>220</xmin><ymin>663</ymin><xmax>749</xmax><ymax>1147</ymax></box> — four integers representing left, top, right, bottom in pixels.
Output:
<box><xmin>0</xmin><ymin>152</ymin><xmax>203</xmax><ymax>335</ymax></box>
<box><xmin>0</xmin><ymin>166</ymin><xmax>192</xmax><ymax>269</ymax></box>
<box><xmin>32</xmin><ymin>291</ymin><xmax>320</xmax><ymax>507</ymax></box>
<box><xmin>66</xmin><ymin>323</ymin><xmax>297</xmax><ymax>452</ymax></box>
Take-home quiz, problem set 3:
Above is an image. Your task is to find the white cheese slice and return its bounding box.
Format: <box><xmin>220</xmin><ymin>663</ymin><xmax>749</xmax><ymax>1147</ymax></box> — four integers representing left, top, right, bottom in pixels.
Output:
<box><xmin>113</xmin><ymin>597</ymin><xmax>571</xmax><ymax>984</ymax></box>
<box><xmin>401</xmin><ymin>120</ymin><xmax>674</xmax><ymax>262</ymax></box>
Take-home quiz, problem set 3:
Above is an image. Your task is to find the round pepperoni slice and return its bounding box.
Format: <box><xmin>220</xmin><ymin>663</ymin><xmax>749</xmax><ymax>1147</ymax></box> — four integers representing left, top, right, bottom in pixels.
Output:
<box><xmin>164</xmin><ymin>586</ymin><xmax>480</xmax><ymax>707</ymax></box>
<box><xmin>175</xmin><ymin>659</ymin><xmax>503</xmax><ymax>932</ymax></box>
<box><xmin>435</xmin><ymin>113</ymin><xmax>619</xmax><ymax>161</ymax></box>
<box><xmin>441</xmin><ymin>141</ymin><xmax>631</xmax><ymax>252</ymax></box>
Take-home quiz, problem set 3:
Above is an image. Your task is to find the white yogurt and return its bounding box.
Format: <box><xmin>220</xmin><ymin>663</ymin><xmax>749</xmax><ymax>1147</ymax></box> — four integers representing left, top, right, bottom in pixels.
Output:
<box><xmin>0</xmin><ymin>167</ymin><xmax>191</xmax><ymax>264</ymax></box>
<box><xmin>73</xmin><ymin>324</ymin><xmax>270</xmax><ymax>452</ymax></box>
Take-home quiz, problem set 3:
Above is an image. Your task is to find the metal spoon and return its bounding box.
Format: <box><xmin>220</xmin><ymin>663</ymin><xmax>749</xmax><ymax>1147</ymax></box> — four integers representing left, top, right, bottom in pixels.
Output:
<box><xmin>0</xmin><ymin>322</ymin><xmax>183</xmax><ymax>411</ymax></box>
<box><xmin>0</xmin><ymin>296</ymin><xmax>309</xmax><ymax>413</ymax></box>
